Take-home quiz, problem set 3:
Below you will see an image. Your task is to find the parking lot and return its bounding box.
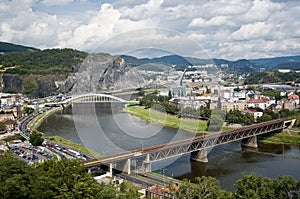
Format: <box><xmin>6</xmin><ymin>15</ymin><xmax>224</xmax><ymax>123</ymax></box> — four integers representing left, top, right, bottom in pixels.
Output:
<box><xmin>10</xmin><ymin>142</ymin><xmax>53</xmax><ymax>165</ymax></box>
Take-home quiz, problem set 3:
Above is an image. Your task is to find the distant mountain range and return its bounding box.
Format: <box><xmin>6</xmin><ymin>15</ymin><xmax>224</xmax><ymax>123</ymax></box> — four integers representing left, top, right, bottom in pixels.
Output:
<box><xmin>1</xmin><ymin>41</ymin><xmax>299</xmax><ymax>73</ymax></box>
<box><xmin>0</xmin><ymin>41</ymin><xmax>39</xmax><ymax>53</ymax></box>
<box><xmin>122</xmin><ymin>54</ymin><xmax>300</xmax><ymax>73</ymax></box>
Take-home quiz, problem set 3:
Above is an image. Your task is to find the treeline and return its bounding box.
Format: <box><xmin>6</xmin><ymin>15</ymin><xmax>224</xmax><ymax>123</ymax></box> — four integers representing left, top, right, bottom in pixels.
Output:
<box><xmin>167</xmin><ymin>174</ymin><xmax>300</xmax><ymax>199</ymax></box>
<box><xmin>0</xmin><ymin>153</ymin><xmax>139</xmax><ymax>199</ymax></box>
<box><xmin>226</xmin><ymin>108</ymin><xmax>300</xmax><ymax>127</ymax></box>
<box><xmin>1</xmin><ymin>153</ymin><xmax>299</xmax><ymax>198</ymax></box>
<box><xmin>0</xmin><ymin>41</ymin><xmax>38</xmax><ymax>53</ymax></box>
<box><xmin>244</xmin><ymin>71</ymin><xmax>300</xmax><ymax>84</ymax></box>
<box><xmin>0</xmin><ymin>49</ymin><xmax>87</xmax><ymax>74</ymax></box>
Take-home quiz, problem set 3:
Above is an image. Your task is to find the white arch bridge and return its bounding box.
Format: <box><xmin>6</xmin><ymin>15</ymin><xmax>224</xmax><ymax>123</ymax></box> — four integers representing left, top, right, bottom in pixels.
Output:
<box><xmin>45</xmin><ymin>93</ymin><xmax>138</xmax><ymax>106</ymax></box>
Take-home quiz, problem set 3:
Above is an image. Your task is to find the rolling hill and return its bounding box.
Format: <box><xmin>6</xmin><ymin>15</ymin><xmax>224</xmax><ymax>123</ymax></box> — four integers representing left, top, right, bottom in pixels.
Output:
<box><xmin>0</xmin><ymin>41</ymin><xmax>39</xmax><ymax>53</ymax></box>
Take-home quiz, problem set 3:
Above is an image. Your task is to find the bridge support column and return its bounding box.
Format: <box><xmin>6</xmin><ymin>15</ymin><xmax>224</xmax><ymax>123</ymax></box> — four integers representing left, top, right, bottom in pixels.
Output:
<box><xmin>124</xmin><ymin>158</ymin><xmax>131</xmax><ymax>175</ymax></box>
<box><xmin>190</xmin><ymin>149</ymin><xmax>208</xmax><ymax>163</ymax></box>
<box><xmin>241</xmin><ymin>136</ymin><xmax>258</xmax><ymax>148</ymax></box>
<box><xmin>142</xmin><ymin>154</ymin><xmax>152</xmax><ymax>172</ymax></box>
<box><xmin>87</xmin><ymin>168</ymin><xmax>92</xmax><ymax>173</ymax></box>
<box><xmin>109</xmin><ymin>163</ymin><xmax>113</xmax><ymax>177</ymax></box>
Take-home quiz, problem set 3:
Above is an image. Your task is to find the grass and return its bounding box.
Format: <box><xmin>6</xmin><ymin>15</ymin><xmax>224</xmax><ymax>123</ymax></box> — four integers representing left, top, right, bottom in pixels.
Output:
<box><xmin>125</xmin><ymin>106</ymin><xmax>208</xmax><ymax>134</ymax></box>
<box><xmin>28</xmin><ymin>107</ymin><xmax>62</xmax><ymax>130</ymax></box>
<box><xmin>260</xmin><ymin>130</ymin><xmax>300</xmax><ymax>145</ymax></box>
<box><xmin>47</xmin><ymin>136</ymin><xmax>102</xmax><ymax>158</ymax></box>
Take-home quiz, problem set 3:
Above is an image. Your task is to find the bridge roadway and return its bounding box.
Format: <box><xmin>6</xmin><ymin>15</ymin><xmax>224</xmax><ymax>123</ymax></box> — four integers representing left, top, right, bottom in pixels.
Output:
<box><xmin>44</xmin><ymin>93</ymin><xmax>138</xmax><ymax>106</ymax></box>
<box><xmin>84</xmin><ymin>118</ymin><xmax>296</xmax><ymax>173</ymax></box>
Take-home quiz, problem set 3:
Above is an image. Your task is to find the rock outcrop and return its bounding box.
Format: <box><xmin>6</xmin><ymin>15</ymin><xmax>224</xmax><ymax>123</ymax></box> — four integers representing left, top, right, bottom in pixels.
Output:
<box><xmin>60</xmin><ymin>53</ymin><xmax>146</xmax><ymax>94</ymax></box>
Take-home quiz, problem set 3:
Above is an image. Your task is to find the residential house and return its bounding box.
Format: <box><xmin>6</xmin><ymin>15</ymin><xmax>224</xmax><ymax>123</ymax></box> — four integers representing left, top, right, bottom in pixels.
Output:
<box><xmin>247</xmin><ymin>98</ymin><xmax>270</xmax><ymax>110</ymax></box>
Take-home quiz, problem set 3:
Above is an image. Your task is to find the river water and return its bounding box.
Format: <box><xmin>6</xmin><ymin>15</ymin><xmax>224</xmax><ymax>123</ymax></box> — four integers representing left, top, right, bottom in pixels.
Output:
<box><xmin>38</xmin><ymin>103</ymin><xmax>300</xmax><ymax>190</ymax></box>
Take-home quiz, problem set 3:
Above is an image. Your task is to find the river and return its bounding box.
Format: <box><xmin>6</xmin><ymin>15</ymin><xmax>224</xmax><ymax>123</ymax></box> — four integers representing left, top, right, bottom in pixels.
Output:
<box><xmin>38</xmin><ymin>103</ymin><xmax>300</xmax><ymax>190</ymax></box>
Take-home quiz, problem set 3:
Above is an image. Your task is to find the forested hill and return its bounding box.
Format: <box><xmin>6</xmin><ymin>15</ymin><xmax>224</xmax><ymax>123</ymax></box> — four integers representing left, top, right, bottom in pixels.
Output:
<box><xmin>244</xmin><ymin>71</ymin><xmax>300</xmax><ymax>84</ymax></box>
<box><xmin>0</xmin><ymin>41</ymin><xmax>39</xmax><ymax>53</ymax></box>
<box><xmin>0</xmin><ymin>48</ymin><xmax>87</xmax><ymax>74</ymax></box>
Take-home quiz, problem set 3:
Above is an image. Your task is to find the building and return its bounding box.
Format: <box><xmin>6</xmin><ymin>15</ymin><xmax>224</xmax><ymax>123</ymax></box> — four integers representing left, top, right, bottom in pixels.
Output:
<box><xmin>242</xmin><ymin>110</ymin><xmax>263</xmax><ymax>121</ymax></box>
<box><xmin>222</xmin><ymin>101</ymin><xmax>246</xmax><ymax>112</ymax></box>
<box><xmin>146</xmin><ymin>184</ymin><xmax>179</xmax><ymax>198</ymax></box>
<box><xmin>3</xmin><ymin>119</ymin><xmax>18</xmax><ymax>131</ymax></box>
<box><xmin>247</xmin><ymin>98</ymin><xmax>270</xmax><ymax>110</ymax></box>
<box><xmin>288</xmin><ymin>94</ymin><xmax>299</xmax><ymax>105</ymax></box>
<box><xmin>171</xmin><ymin>86</ymin><xmax>187</xmax><ymax>97</ymax></box>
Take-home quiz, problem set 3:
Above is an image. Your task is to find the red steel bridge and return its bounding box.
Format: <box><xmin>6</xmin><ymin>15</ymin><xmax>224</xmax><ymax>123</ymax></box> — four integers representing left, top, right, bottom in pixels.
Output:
<box><xmin>84</xmin><ymin>118</ymin><xmax>296</xmax><ymax>174</ymax></box>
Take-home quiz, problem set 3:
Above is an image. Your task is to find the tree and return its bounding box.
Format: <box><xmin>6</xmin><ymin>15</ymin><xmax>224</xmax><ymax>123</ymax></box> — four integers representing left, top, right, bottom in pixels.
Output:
<box><xmin>234</xmin><ymin>173</ymin><xmax>300</xmax><ymax>199</ymax></box>
<box><xmin>22</xmin><ymin>107</ymin><xmax>34</xmax><ymax>115</ymax></box>
<box><xmin>257</xmin><ymin>113</ymin><xmax>273</xmax><ymax>123</ymax></box>
<box><xmin>29</xmin><ymin>130</ymin><xmax>44</xmax><ymax>146</ymax></box>
<box><xmin>0</xmin><ymin>121</ymin><xmax>6</xmax><ymax>132</ymax></box>
<box><xmin>169</xmin><ymin>176</ymin><xmax>233</xmax><ymax>199</ymax></box>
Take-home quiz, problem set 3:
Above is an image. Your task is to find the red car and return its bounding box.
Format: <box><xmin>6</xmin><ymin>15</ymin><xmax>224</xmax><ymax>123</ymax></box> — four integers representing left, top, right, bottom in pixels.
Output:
<box><xmin>140</xmin><ymin>173</ymin><xmax>148</xmax><ymax>177</ymax></box>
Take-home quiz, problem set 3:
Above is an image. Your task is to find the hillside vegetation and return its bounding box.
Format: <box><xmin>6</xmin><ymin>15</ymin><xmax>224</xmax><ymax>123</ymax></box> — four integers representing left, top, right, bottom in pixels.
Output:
<box><xmin>244</xmin><ymin>71</ymin><xmax>300</xmax><ymax>84</ymax></box>
<box><xmin>0</xmin><ymin>41</ymin><xmax>39</xmax><ymax>53</ymax></box>
<box><xmin>0</xmin><ymin>49</ymin><xmax>87</xmax><ymax>74</ymax></box>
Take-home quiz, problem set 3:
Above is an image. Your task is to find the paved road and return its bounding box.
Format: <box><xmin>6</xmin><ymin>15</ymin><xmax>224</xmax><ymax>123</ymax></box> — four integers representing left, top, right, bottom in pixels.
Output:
<box><xmin>116</xmin><ymin>173</ymin><xmax>154</xmax><ymax>187</ymax></box>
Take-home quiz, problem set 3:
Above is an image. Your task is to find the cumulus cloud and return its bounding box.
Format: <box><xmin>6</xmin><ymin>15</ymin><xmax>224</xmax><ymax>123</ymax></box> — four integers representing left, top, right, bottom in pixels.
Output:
<box><xmin>0</xmin><ymin>0</ymin><xmax>299</xmax><ymax>59</ymax></box>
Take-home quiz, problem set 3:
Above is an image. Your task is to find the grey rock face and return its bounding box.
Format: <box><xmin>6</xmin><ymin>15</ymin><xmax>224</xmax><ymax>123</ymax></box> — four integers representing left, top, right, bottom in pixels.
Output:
<box><xmin>60</xmin><ymin>53</ymin><xmax>145</xmax><ymax>94</ymax></box>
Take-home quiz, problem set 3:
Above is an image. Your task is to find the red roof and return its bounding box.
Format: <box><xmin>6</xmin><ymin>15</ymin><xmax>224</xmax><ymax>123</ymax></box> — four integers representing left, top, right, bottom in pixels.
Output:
<box><xmin>288</xmin><ymin>94</ymin><xmax>299</xmax><ymax>100</ymax></box>
<box><xmin>248</xmin><ymin>98</ymin><xmax>269</xmax><ymax>103</ymax></box>
<box><xmin>203</xmin><ymin>93</ymin><xmax>211</xmax><ymax>97</ymax></box>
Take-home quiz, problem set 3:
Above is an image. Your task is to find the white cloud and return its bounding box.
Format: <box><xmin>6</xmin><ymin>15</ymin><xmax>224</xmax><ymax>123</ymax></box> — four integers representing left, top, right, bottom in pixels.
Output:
<box><xmin>231</xmin><ymin>21</ymin><xmax>274</xmax><ymax>41</ymax></box>
<box><xmin>41</xmin><ymin>0</ymin><xmax>74</xmax><ymax>7</ymax></box>
<box><xmin>0</xmin><ymin>0</ymin><xmax>299</xmax><ymax>59</ymax></box>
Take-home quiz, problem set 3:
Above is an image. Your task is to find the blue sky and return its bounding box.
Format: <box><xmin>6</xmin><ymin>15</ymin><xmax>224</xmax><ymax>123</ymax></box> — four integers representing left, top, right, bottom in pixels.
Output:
<box><xmin>1</xmin><ymin>0</ymin><xmax>300</xmax><ymax>59</ymax></box>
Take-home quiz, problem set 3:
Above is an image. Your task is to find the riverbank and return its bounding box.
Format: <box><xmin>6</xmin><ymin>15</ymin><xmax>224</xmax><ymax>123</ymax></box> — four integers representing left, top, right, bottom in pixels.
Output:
<box><xmin>47</xmin><ymin>136</ymin><xmax>102</xmax><ymax>158</ymax></box>
<box><xmin>125</xmin><ymin>105</ymin><xmax>208</xmax><ymax>134</ymax></box>
<box><xmin>125</xmin><ymin>105</ymin><xmax>300</xmax><ymax>145</ymax></box>
<box><xmin>27</xmin><ymin>107</ymin><xmax>102</xmax><ymax>158</ymax></box>
<box><xmin>259</xmin><ymin>130</ymin><xmax>300</xmax><ymax>145</ymax></box>
<box><xmin>28</xmin><ymin>107</ymin><xmax>63</xmax><ymax>131</ymax></box>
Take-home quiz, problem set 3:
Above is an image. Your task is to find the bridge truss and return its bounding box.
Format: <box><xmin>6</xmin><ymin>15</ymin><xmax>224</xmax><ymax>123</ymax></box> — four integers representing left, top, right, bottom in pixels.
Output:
<box><xmin>144</xmin><ymin>119</ymin><xmax>288</xmax><ymax>162</ymax></box>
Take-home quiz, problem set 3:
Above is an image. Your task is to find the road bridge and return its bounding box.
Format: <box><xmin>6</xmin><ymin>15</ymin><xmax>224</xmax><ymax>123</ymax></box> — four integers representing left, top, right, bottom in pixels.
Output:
<box><xmin>44</xmin><ymin>93</ymin><xmax>138</xmax><ymax>106</ymax></box>
<box><xmin>84</xmin><ymin>118</ymin><xmax>296</xmax><ymax>175</ymax></box>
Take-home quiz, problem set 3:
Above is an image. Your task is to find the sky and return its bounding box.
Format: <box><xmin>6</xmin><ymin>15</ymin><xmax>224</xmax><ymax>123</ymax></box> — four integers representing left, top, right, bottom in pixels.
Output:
<box><xmin>0</xmin><ymin>0</ymin><xmax>300</xmax><ymax>60</ymax></box>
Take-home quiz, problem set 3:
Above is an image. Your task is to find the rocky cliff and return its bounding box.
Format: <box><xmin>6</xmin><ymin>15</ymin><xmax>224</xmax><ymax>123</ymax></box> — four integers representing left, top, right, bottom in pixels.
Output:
<box><xmin>59</xmin><ymin>53</ymin><xmax>146</xmax><ymax>94</ymax></box>
<box><xmin>0</xmin><ymin>53</ymin><xmax>145</xmax><ymax>97</ymax></box>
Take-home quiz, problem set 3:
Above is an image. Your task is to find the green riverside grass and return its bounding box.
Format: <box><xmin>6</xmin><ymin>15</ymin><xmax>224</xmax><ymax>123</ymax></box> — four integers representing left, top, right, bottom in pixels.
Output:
<box><xmin>47</xmin><ymin>136</ymin><xmax>102</xmax><ymax>158</ymax></box>
<box><xmin>260</xmin><ymin>130</ymin><xmax>300</xmax><ymax>145</ymax></box>
<box><xmin>125</xmin><ymin>106</ymin><xmax>208</xmax><ymax>134</ymax></box>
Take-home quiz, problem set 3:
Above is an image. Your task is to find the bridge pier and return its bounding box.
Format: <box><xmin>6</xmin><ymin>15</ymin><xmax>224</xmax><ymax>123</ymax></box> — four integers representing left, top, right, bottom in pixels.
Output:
<box><xmin>190</xmin><ymin>149</ymin><xmax>208</xmax><ymax>163</ymax></box>
<box><xmin>125</xmin><ymin>158</ymin><xmax>131</xmax><ymax>175</ymax></box>
<box><xmin>241</xmin><ymin>136</ymin><xmax>258</xmax><ymax>148</ymax></box>
<box><xmin>109</xmin><ymin>163</ymin><xmax>113</xmax><ymax>177</ymax></box>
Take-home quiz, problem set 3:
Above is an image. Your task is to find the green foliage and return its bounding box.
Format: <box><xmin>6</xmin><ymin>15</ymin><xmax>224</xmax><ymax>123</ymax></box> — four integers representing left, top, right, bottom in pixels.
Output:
<box><xmin>245</xmin><ymin>71</ymin><xmax>300</xmax><ymax>84</ymax></box>
<box><xmin>0</xmin><ymin>155</ymin><xmax>142</xmax><ymax>198</ymax></box>
<box><xmin>169</xmin><ymin>176</ymin><xmax>233</xmax><ymax>199</ymax></box>
<box><xmin>234</xmin><ymin>173</ymin><xmax>300</xmax><ymax>199</ymax></box>
<box><xmin>0</xmin><ymin>48</ymin><xmax>87</xmax><ymax>75</ymax></box>
<box><xmin>23</xmin><ymin>78</ymin><xmax>38</xmax><ymax>95</ymax></box>
<box><xmin>0</xmin><ymin>41</ymin><xmax>38</xmax><ymax>53</ymax></box>
<box><xmin>261</xmin><ymin>90</ymin><xmax>282</xmax><ymax>100</ymax></box>
<box><xmin>226</xmin><ymin>110</ymin><xmax>254</xmax><ymax>125</ymax></box>
<box><xmin>140</xmin><ymin>91</ymin><xmax>179</xmax><ymax>115</ymax></box>
<box><xmin>0</xmin><ymin>121</ymin><xmax>6</xmax><ymax>131</ymax></box>
<box><xmin>22</xmin><ymin>106</ymin><xmax>34</xmax><ymax>115</ymax></box>
<box><xmin>3</xmin><ymin>134</ymin><xmax>25</xmax><ymax>142</ymax></box>
<box><xmin>29</xmin><ymin>130</ymin><xmax>44</xmax><ymax>146</ymax></box>
<box><xmin>257</xmin><ymin>113</ymin><xmax>273</xmax><ymax>123</ymax></box>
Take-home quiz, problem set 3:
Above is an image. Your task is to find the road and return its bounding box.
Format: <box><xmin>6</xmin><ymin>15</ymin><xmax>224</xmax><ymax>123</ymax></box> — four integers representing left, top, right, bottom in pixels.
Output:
<box><xmin>116</xmin><ymin>173</ymin><xmax>154</xmax><ymax>187</ymax></box>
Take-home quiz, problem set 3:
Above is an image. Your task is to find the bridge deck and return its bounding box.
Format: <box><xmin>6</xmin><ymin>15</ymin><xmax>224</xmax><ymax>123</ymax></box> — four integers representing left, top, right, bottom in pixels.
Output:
<box><xmin>84</xmin><ymin>118</ymin><xmax>295</xmax><ymax>168</ymax></box>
